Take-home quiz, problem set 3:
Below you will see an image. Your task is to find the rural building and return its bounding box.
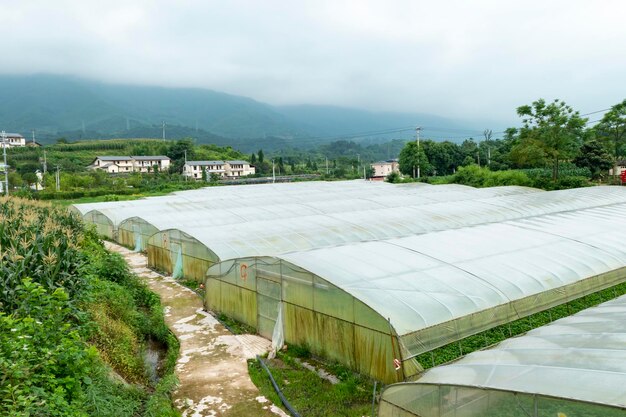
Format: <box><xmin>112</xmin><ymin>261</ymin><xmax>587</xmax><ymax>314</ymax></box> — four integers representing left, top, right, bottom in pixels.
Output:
<box><xmin>89</xmin><ymin>155</ymin><xmax>170</xmax><ymax>173</ymax></box>
<box><xmin>371</xmin><ymin>159</ymin><xmax>400</xmax><ymax>180</ymax></box>
<box><xmin>379</xmin><ymin>293</ymin><xmax>626</xmax><ymax>416</ymax></box>
<box><xmin>183</xmin><ymin>160</ymin><xmax>255</xmax><ymax>180</ymax></box>
<box><xmin>0</xmin><ymin>133</ymin><xmax>26</xmax><ymax>148</ymax></box>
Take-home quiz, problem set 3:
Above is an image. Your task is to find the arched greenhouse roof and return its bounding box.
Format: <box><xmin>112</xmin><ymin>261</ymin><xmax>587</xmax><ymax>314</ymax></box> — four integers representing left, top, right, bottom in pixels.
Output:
<box><xmin>268</xmin><ymin>203</ymin><xmax>626</xmax><ymax>354</ymax></box>
<box><xmin>78</xmin><ymin>182</ymin><xmax>541</xmax><ymax>229</ymax></box>
<box><xmin>160</xmin><ymin>187</ymin><xmax>626</xmax><ymax>262</ymax></box>
<box><xmin>381</xmin><ymin>294</ymin><xmax>626</xmax><ymax>414</ymax></box>
<box><xmin>72</xmin><ymin>180</ymin><xmax>539</xmax><ymax>220</ymax></box>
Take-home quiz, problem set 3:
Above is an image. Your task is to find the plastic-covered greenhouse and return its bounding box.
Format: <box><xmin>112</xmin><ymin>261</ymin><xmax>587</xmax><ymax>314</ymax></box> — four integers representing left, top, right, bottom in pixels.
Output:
<box><xmin>78</xmin><ymin>181</ymin><xmax>524</xmax><ymax>243</ymax></box>
<box><xmin>142</xmin><ymin>187</ymin><xmax>545</xmax><ymax>279</ymax></box>
<box><xmin>205</xmin><ymin>203</ymin><xmax>626</xmax><ymax>382</ymax></box>
<box><xmin>145</xmin><ymin>186</ymin><xmax>626</xmax><ymax>281</ymax></box>
<box><xmin>379</xmin><ymin>293</ymin><xmax>626</xmax><ymax>416</ymax></box>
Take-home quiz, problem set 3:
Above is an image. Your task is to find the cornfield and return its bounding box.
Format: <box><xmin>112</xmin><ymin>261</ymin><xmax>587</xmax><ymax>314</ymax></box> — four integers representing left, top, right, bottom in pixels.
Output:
<box><xmin>0</xmin><ymin>197</ymin><xmax>87</xmax><ymax>312</ymax></box>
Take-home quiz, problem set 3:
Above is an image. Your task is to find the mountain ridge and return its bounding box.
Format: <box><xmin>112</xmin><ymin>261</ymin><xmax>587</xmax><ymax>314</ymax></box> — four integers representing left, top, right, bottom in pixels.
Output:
<box><xmin>0</xmin><ymin>74</ymin><xmax>493</xmax><ymax>146</ymax></box>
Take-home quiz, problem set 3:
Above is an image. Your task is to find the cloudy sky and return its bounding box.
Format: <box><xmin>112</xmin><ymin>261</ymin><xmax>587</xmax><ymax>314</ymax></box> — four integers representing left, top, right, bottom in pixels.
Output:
<box><xmin>1</xmin><ymin>0</ymin><xmax>624</xmax><ymax>123</ymax></box>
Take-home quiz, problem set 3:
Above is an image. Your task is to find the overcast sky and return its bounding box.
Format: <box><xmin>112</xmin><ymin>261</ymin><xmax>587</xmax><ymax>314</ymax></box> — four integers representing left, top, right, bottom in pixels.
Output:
<box><xmin>1</xmin><ymin>0</ymin><xmax>625</xmax><ymax>124</ymax></box>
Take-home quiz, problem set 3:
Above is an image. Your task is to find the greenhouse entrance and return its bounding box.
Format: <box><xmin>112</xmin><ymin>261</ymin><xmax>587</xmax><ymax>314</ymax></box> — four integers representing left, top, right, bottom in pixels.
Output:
<box><xmin>256</xmin><ymin>272</ymin><xmax>281</xmax><ymax>339</ymax></box>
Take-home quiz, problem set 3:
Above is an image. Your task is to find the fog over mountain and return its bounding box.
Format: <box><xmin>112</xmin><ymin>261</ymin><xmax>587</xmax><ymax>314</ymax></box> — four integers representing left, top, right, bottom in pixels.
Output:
<box><xmin>0</xmin><ymin>74</ymin><xmax>488</xmax><ymax>146</ymax></box>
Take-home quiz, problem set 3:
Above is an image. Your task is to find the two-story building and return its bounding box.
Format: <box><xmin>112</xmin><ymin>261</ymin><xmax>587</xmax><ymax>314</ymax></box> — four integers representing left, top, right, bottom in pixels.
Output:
<box><xmin>225</xmin><ymin>160</ymin><xmax>256</xmax><ymax>178</ymax></box>
<box><xmin>371</xmin><ymin>159</ymin><xmax>400</xmax><ymax>180</ymax></box>
<box><xmin>183</xmin><ymin>160</ymin><xmax>255</xmax><ymax>180</ymax></box>
<box><xmin>132</xmin><ymin>156</ymin><xmax>171</xmax><ymax>173</ymax></box>
<box><xmin>1</xmin><ymin>133</ymin><xmax>26</xmax><ymax>148</ymax></box>
<box><xmin>89</xmin><ymin>156</ymin><xmax>171</xmax><ymax>173</ymax></box>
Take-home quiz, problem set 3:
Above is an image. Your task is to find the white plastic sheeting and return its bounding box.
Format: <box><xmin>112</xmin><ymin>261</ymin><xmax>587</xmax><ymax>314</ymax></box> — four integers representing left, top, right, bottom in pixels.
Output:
<box><xmin>159</xmin><ymin>186</ymin><xmax>626</xmax><ymax>263</ymax></box>
<box><xmin>277</xmin><ymin>202</ymin><xmax>626</xmax><ymax>356</ymax></box>
<box><xmin>380</xmin><ymin>294</ymin><xmax>626</xmax><ymax>416</ymax></box>
<box><xmin>74</xmin><ymin>181</ymin><xmax>540</xmax><ymax>228</ymax></box>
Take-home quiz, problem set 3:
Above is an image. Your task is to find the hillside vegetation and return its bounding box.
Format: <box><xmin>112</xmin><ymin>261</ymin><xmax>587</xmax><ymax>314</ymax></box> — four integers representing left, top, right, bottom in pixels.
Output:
<box><xmin>0</xmin><ymin>198</ymin><xmax>179</xmax><ymax>416</ymax></box>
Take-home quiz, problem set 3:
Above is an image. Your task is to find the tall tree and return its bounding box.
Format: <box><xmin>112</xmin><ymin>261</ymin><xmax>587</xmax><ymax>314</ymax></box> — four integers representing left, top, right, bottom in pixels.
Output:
<box><xmin>399</xmin><ymin>142</ymin><xmax>432</xmax><ymax>177</ymax></box>
<box><xmin>516</xmin><ymin>99</ymin><xmax>587</xmax><ymax>180</ymax></box>
<box><xmin>257</xmin><ymin>149</ymin><xmax>264</xmax><ymax>164</ymax></box>
<box><xmin>595</xmin><ymin>99</ymin><xmax>626</xmax><ymax>176</ymax></box>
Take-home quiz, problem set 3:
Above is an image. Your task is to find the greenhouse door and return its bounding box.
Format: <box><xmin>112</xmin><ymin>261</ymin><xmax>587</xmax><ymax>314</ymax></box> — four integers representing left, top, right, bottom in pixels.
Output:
<box><xmin>257</xmin><ymin>276</ymin><xmax>281</xmax><ymax>339</ymax></box>
<box><xmin>170</xmin><ymin>242</ymin><xmax>183</xmax><ymax>278</ymax></box>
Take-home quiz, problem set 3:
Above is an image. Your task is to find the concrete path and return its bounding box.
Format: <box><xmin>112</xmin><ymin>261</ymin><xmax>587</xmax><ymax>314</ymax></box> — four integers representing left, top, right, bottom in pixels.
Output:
<box><xmin>105</xmin><ymin>242</ymin><xmax>288</xmax><ymax>417</ymax></box>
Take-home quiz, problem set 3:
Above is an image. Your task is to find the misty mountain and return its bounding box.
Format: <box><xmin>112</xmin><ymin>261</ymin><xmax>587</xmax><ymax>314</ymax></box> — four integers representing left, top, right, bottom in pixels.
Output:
<box><xmin>0</xmin><ymin>74</ymin><xmax>488</xmax><ymax>146</ymax></box>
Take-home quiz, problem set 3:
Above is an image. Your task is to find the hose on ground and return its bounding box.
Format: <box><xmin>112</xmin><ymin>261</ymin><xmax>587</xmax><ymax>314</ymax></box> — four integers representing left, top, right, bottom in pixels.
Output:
<box><xmin>256</xmin><ymin>355</ymin><xmax>302</xmax><ymax>417</ymax></box>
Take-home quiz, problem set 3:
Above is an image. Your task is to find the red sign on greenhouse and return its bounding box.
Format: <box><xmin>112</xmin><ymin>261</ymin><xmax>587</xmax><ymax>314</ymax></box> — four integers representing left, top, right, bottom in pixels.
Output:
<box><xmin>621</xmin><ymin>170</ymin><xmax>626</xmax><ymax>184</ymax></box>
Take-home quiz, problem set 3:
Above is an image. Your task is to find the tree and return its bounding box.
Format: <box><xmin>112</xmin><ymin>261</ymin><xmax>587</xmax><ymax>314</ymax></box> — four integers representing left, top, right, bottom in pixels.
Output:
<box><xmin>167</xmin><ymin>139</ymin><xmax>194</xmax><ymax>173</ymax></box>
<box><xmin>595</xmin><ymin>99</ymin><xmax>626</xmax><ymax>176</ymax></box>
<box><xmin>573</xmin><ymin>140</ymin><xmax>613</xmax><ymax>179</ymax></box>
<box><xmin>516</xmin><ymin>99</ymin><xmax>587</xmax><ymax>180</ymax></box>
<box><xmin>398</xmin><ymin>142</ymin><xmax>432</xmax><ymax>177</ymax></box>
<box><xmin>422</xmin><ymin>140</ymin><xmax>463</xmax><ymax>175</ymax></box>
<box><xmin>250</xmin><ymin>153</ymin><xmax>257</xmax><ymax>164</ymax></box>
<box><xmin>257</xmin><ymin>149</ymin><xmax>264</xmax><ymax>164</ymax></box>
<box><xmin>201</xmin><ymin>166</ymin><xmax>207</xmax><ymax>182</ymax></box>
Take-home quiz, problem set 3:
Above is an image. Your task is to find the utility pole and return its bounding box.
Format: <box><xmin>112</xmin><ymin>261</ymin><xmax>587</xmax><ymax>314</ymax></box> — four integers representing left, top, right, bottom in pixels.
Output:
<box><xmin>272</xmin><ymin>159</ymin><xmax>276</xmax><ymax>183</ymax></box>
<box><xmin>162</xmin><ymin>121</ymin><xmax>166</xmax><ymax>140</ymax></box>
<box><xmin>43</xmin><ymin>149</ymin><xmax>48</xmax><ymax>174</ymax></box>
<box><xmin>488</xmin><ymin>147</ymin><xmax>491</xmax><ymax>166</ymax></box>
<box><xmin>1</xmin><ymin>131</ymin><xmax>8</xmax><ymax>196</ymax></box>
<box><xmin>184</xmin><ymin>150</ymin><xmax>188</xmax><ymax>181</ymax></box>
<box><xmin>415</xmin><ymin>126</ymin><xmax>422</xmax><ymax>179</ymax></box>
<box><xmin>31</xmin><ymin>129</ymin><xmax>36</xmax><ymax>145</ymax></box>
<box><xmin>363</xmin><ymin>166</ymin><xmax>366</xmax><ymax>180</ymax></box>
<box><xmin>55</xmin><ymin>166</ymin><xmax>60</xmax><ymax>192</ymax></box>
<box><xmin>325</xmin><ymin>157</ymin><xmax>329</xmax><ymax>174</ymax></box>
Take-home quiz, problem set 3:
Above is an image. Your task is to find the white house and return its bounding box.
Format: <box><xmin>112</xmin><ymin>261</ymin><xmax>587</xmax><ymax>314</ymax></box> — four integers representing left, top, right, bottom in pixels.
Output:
<box><xmin>371</xmin><ymin>159</ymin><xmax>400</xmax><ymax>180</ymax></box>
<box><xmin>89</xmin><ymin>156</ymin><xmax>171</xmax><ymax>173</ymax></box>
<box><xmin>183</xmin><ymin>160</ymin><xmax>255</xmax><ymax>180</ymax></box>
<box><xmin>0</xmin><ymin>133</ymin><xmax>26</xmax><ymax>148</ymax></box>
<box><xmin>132</xmin><ymin>156</ymin><xmax>171</xmax><ymax>173</ymax></box>
<box><xmin>225</xmin><ymin>160</ymin><xmax>256</xmax><ymax>178</ymax></box>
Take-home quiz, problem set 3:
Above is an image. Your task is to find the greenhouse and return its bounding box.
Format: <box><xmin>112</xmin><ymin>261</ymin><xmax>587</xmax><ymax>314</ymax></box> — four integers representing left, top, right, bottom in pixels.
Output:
<box><xmin>77</xmin><ymin>181</ymin><xmax>498</xmax><ymax>241</ymax></box>
<box><xmin>145</xmin><ymin>186</ymin><xmax>626</xmax><ymax>281</ymax></box>
<box><xmin>204</xmin><ymin>203</ymin><xmax>626</xmax><ymax>383</ymax></box>
<box><xmin>379</xmin><ymin>294</ymin><xmax>626</xmax><ymax>416</ymax></box>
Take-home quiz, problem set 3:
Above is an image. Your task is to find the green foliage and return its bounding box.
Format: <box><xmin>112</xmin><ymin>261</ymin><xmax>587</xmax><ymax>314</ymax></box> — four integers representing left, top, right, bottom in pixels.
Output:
<box><xmin>0</xmin><ymin>279</ymin><xmax>95</xmax><ymax>416</ymax></box>
<box><xmin>449</xmin><ymin>165</ymin><xmax>533</xmax><ymax>187</ymax></box>
<box><xmin>443</xmin><ymin>165</ymin><xmax>591</xmax><ymax>190</ymax></box>
<box><xmin>0</xmin><ymin>198</ymin><xmax>180</xmax><ymax>416</ymax></box>
<box><xmin>386</xmin><ymin>171</ymin><xmax>401</xmax><ymax>183</ymax></box>
<box><xmin>399</xmin><ymin>142</ymin><xmax>432</xmax><ymax>177</ymax></box>
<box><xmin>573</xmin><ymin>140</ymin><xmax>613</xmax><ymax>179</ymax></box>
<box><xmin>595</xmin><ymin>98</ymin><xmax>626</xmax><ymax>163</ymax></box>
<box><xmin>516</xmin><ymin>98</ymin><xmax>587</xmax><ymax>179</ymax></box>
<box><xmin>249</xmin><ymin>351</ymin><xmax>375</xmax><ymax>417</ymax></box>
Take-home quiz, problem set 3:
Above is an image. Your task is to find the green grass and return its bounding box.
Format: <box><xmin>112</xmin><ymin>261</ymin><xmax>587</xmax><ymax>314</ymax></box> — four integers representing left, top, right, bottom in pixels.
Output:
<box><xmin>248</xmin><ymin>348</ymin><xmax>377</xmax><ymax>417</ymax></box>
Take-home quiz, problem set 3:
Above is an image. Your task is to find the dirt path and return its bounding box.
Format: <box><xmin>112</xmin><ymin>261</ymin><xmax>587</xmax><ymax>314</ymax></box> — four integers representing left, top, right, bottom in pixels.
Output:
<box><xmin>105</xmin><ymin>242</ymin><xmax>288</xmax><ymax>417</ymax></box>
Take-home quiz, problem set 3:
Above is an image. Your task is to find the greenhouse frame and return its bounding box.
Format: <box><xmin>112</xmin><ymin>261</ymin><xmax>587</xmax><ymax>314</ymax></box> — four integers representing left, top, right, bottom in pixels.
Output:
<box><xmin>144</xmin><ymin>186</ymin><xmax>625</xmax><ymax>281</ymax></box>
<box><xmin>379</xmin><ymin>294</ymin><xmax>626</xmax><ymax>416</ymax></box>
<box><xmin>204</xmin><ymin>203</ymin><xmax>626</xmax><ymax>382</ymax></box>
